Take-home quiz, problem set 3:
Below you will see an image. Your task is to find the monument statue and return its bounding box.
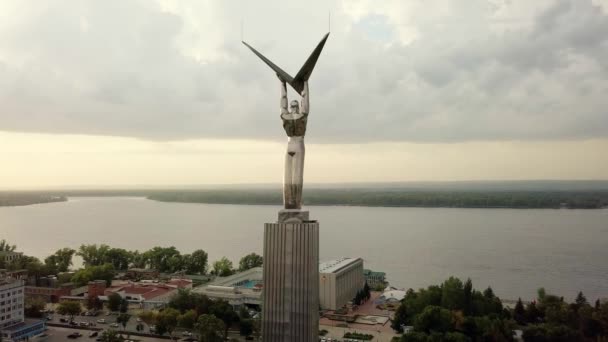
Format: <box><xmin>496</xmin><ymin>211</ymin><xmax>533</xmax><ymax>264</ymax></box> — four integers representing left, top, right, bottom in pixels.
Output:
<box><xmin>243</xmin><ymin>33</ymin><xmax>329</xmax><ymax>210</ymax></box>
<box><xmin>243</xmin><ymin>32</ymin><xmax>329</xmax><ymax>342</ymax></box>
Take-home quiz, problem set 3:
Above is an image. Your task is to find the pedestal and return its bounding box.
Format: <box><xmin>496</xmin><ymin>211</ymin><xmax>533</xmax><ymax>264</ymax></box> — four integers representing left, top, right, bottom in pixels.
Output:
<box><xmin>262</xmin><ymin>211</ymin><xmax>319</xmax><ymax>342</ymax></box>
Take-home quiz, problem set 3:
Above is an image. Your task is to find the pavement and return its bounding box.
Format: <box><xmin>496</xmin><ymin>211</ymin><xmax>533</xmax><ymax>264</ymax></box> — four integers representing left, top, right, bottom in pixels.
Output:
<box><xmin>318</xmin><ymin>291</ymin><xmax>400</xmax><ymax>341</ymax></box>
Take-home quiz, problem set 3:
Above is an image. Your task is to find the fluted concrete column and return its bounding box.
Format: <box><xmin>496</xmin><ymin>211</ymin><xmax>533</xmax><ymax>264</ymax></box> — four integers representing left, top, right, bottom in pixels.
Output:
<box><xmin>262</xmin><ymin>212</ymin><xmax>319</xmax><ymax>342</ymax></box>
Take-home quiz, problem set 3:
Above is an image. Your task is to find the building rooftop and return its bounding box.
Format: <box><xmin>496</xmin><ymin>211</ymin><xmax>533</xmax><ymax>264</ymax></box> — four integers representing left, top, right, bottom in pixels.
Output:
<box><xmin>319</xmin><ymin>257</ymin><xmax>362</xmax><ymax>274</ymax></box>
<box><xmin>206</xmin><ymin>267</ymin><xmax>264</xmax><ymax>287</ymax></box>
<box><xmin>363</xmin><ymin>269</ymin><xmax>386</xmax><ymax>276</ymax></box>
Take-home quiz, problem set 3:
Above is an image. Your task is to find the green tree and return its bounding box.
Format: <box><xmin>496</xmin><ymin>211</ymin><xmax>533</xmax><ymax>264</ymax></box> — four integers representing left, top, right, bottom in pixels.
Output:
<box><xmin>143</xmin><ymin>246</ymin><xmax>181</xmax><ymax>273</ymax></box>
<box><xmin>522</xmin><ymin>323</ymin><xmax>581</xmax><ymax>341</ymax></box>
<box><xmin>157</xmin><ymin>308</ymin><xmax>180</xmax><ymax>340</ymax></box>
<box><xmin>514</xmin><ymin>298</ymin><xmax>526</xmax><ymax>325</ymax></box>
<box><xmin>86</xmin><ymin>295</ymin><xmax>103</xmax><ymax>311</ymax></box>
<box><xmin>239</xmin><ymin>319</ymin><xmax>254</xmax><ymax>337</ymax></box>
<box><xmin>238</xmin><ymin>253</ymin><xmax>263</xmax><ymax>271</ymax></box>
<box><xmin>71</xmin><ymin>263</ymin><xmax>115</xmax><ymax>286</ymax></box>
<box><xmin>526</xmin><ymin>301</ymin><xmax>541</xmax><ymax>324</ymax></box>
<box><xmin>44</xmin><ymin>248</ymin><xmax>76</xmax><ymax>273</ymax></box>
<box><xmin>413</xmin><ymin>306</ymin><xmax>453</xmax><ymax>334</ymax></box>
<box><xmin>168</xmin><ymin>289</ymin><xmax>197</xmax><ymax>313</ymax></box>
<box><xmin>57</xmin><ymin>301</ymin><xmax>81</xmax><ymax>322</ymax></box>
<box><xmin>107</xmin><ymin>293</ymin><xmax>122</xmax><ymax>312</ymax></box>
<box><xmin>392</xmin><ymin>302</ymin><xmax>408</xmax><ymax>332</ymax></box>
<box><xmin>210</xmin><ymin>300</ymin><xmax>239</xmax><ymax>338</ymax></box>
<box><xmin>212</xmin><ymin>257</ymin><xmax>234</xmax><ymax>277</ymax></box>
<box><xmin>178</xmin><ymin>310</ymin><xmax>197</xmax><ymax>330</ymax></box>
<box><xmin>0</xmin><ymin>239</ymin><xmax>16</xmax><ymax>252</ymax></box>
<box><xmin>441</xmin><ymin>277</ymin><xmax>465</xmax><ymax>311</ymax></box>
<box><xmin>130</xmin><ymin>250</ymin><xmax>148</xmax><ymax>269</ymax></box>
<box><xmin>183</xmin><ymin>249</ymin><xmax>209</xmax><ymax>275</ymax></box>
<box><xmin>463</xmin><ymin>278</ymin><xmax>473</xmax><ymax>315</ymax></box>
<box><xmin>24</xmin><ymin>297</ymin><xmax>47</xmax><ymax>318</ymax></box>
<box><xmin>138</xmin><ymin>311</ymin><xmax>158</xmax><ymax>329</ymax></box>
<box><xmin>105</xmin><ymin>248</ymin><xmax>132</xmax><ymax>270</ymax></box>
<box><xmin>575</xmin><ymin>291</ymin><xmax>588</xmax><ymax>307</ymax></box>
<box><xmin>116</xmin><ymin>313</ymin><xmax>131</xmax><ymax>334</ymax></box>
<box><xmin>77</xmin><ymin>244</ymin><xmax>110</xmax><ymax>267</ymax></box>
<box><xmin>99</xmin><ymin>329</ymin><xmax>121</xmax><ymax>342</ymax></box>
<box><xmin>196</xmin><ymin>314</ymin><xmax>225</xmax><ymax>342</ymax></box>
<box><xmin>119</xmin><ymin>298</ymin><xmax>129</xmax><ymax>313</ymax></box>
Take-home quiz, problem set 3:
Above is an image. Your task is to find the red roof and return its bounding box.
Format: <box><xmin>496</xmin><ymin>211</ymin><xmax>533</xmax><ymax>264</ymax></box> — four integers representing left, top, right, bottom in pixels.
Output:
<box><xmin>105</xmin><ymin>283</ymin><xmax>175</xmax><ymax>300</ymax></box>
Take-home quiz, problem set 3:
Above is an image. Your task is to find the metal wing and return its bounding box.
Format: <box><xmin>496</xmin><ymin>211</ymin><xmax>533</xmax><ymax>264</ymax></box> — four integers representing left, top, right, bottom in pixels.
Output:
<box><xmin>242</xmin><ymin>41</ymin><xmax>294</xmax><ymax>84</ymax></box>
<box><xmin>243</xmin><ymin>32</ymin><xmax>330</xmax><ymax>95</ymax></box>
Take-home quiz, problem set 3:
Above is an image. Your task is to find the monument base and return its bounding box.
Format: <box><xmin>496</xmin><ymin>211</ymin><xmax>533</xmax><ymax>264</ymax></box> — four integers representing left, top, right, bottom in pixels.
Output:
<box><xmin>262</xmin><ymin>212</ymin><xmax>319</xmax><ymax>342</ymax></box>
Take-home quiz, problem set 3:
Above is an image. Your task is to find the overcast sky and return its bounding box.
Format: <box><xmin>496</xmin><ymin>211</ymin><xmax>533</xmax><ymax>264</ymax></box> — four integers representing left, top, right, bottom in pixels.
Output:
<box><xmin>1</xmin><ymin>0</ymin><xmax>608</xmax><ymax>188</ymax></box>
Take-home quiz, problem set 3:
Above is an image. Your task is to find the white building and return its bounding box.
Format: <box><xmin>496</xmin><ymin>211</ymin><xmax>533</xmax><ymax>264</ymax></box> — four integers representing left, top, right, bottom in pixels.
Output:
<box><xmin>0</xmin><ymin>276</ymin><xmax>46</xmax><ymax>341</ymax></box>
<box><xmin>319</xmin><ymin>257</ymin><xmax>365</xmax><ymax>310</ymax></box>
<box><xmin>374</xmin><ymin>286</ymin><xmax>407</xmax><ymax>305</ymax></box>
<box><xmin>194</xmin><ymin>267</ymin><xmax>263</xmax><ymax>307</ymax></box>
<box><xmin>0</xmin><ymin>277</ymin><xmax>24</xmax><ymax>330</ymax></box>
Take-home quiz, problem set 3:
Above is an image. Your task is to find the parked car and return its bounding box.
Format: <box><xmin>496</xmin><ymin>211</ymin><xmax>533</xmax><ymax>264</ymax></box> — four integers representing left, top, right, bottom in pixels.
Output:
<box><xmin>110</xmin><ymin>323</ymin><xmax>119</xmax><ymax>328</ymax></box>
<box><xmin>182</xmin><ymin>331</ymin><xmax>192</xmax><ymax>336</ymax></box>
<box><xmin>89</xmin><ymin>331</ymin><xmax>98</xmax><ymax>338</ymax></box>
<box><xmin>96</xmin><ymin>319</ymin><xmax>106</xmax><ymax>324</ymax></box>
<box><xmin>79</xmin><ymin>322</ymin><xmax>89</xmax><ymax>326</ymax></box>
<box><xmin>67</xmin><ymin>332</ymin><xmax>82</xmax><ymax>339</ymax></box>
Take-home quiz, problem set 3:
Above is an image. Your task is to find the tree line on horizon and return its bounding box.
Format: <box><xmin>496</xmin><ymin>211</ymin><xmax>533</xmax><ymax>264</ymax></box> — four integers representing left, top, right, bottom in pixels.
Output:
<box><xmin>147</xmin><ymin>189</ymin><xmax>608</xmax><ymax>209</ymax></box>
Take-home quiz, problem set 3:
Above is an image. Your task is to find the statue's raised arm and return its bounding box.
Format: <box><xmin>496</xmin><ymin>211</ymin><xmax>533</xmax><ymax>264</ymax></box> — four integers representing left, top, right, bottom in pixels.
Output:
<box><xmin>301</xmin><ymin>81</ymin><xmax>309</xmax><ymax>115</ymax></box>
<box><xmin>280</xmin><ymin>78</ymin><xmax>288</xmax><ymax>115</ymax></box>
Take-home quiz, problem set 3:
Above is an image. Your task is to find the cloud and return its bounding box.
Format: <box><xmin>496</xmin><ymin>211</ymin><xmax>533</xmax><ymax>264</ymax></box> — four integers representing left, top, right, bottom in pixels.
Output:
<box><xmin>0</xmin><ymin>0</ymin><xmax>607</xmax><ymax>143</ymax></box>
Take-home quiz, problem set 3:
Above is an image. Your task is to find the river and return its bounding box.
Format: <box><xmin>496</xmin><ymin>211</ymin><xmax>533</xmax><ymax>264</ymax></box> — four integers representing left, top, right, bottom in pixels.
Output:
<box><xmin>1</xmin><ymin>197</ymin><xmax>607</xmax><ymax>301</ymax></box>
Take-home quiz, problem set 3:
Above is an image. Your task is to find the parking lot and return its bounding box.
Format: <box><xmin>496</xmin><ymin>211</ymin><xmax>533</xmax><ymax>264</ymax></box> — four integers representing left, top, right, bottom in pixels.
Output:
<box><xmin>39</xmin><ymin>326</ymin><xmax>170</xmax><ymax>342</ymax></box>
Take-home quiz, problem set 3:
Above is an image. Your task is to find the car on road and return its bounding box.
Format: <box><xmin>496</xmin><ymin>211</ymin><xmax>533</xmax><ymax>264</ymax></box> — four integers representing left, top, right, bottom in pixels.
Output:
<box><xmin>110</xmin><ymin>323</ymin><xmax>119</xmax><ymax>328</ymax></box>
<box><xmin>96</xmin><ymin>319</ymin><xmax>106</xmax><ymax>324</ymax></box>
<box><xmin>67</xmin><ymin>332</ymin><xmax>82</xmax><ymax>339</ymax></box>
<box><xmin>89</xmin><ymin>331</ymin><xmax>98</xmax><ymax>337</ymax></box>
<box><xmin>136</xmin><ymin>318</ymin><xmax>142</xmax><ymax>322</ymax></box>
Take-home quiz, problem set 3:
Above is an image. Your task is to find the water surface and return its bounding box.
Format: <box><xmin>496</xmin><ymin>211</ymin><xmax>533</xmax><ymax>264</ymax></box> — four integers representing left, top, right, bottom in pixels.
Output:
<box><xmin>1</xmin><ymin>197</ymin><xmax>607</xmax><ymax>301</ymax></box>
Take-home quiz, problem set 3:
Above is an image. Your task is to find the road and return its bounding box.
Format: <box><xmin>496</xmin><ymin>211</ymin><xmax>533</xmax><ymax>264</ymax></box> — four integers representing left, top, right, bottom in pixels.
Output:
<box><xmin>46</xmin><ymin>312</ymin><xmax>162</xmax><ymax>334</ymax></box>
<box><xmin>44</xmin><ymin>313</ymin><xmax>255</xmax><ymax>341</ymax></box>
<box><xmin>40</xmin><ymin>326</ymin><xmax>171</xmax><ymax>342</ymax></box>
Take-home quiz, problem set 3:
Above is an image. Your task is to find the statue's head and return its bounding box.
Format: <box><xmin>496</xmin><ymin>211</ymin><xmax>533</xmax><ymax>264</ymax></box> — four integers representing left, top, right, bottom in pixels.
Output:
<box><xmin>289</xmin><ymin>100</ymin><xmax>300</xmax><ymax>114</ymax></box>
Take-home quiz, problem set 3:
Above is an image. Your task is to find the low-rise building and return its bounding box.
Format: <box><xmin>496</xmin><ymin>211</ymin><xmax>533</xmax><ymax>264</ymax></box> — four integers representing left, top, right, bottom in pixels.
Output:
<box><xmin>103</xmin><ymin>279</ymin><xmax>193</xmax><ymax>309</ymax></box>
<box><xmin>194</xmin><ymin>268</ymin><xmax>263</xmax><ymax>307</ymax></box>
<box><xmin>195</xmin><ymin>257</ymin><xmax>366</xmax><ymax>311</ymax></box>
<box><xmin>25</xmin><ymin>283</ymin><xmax>73</xmax><ymax>303</ymax></box>
<box><xmin>1</xmin><ymin>276</ymin><xmax>46</xmax><ymax>341</ymax></box>
<box><xmin>363</xmin><ymin>269</ymin><xmax>387</xmax><ymax>289</ymax></box>
<box><xmin>319</xmin><ymin>258</ymin><xmax>365</xmax><ymax>310</ymax></box>
<box><xmin>374</xmin><ymin>286</ymin><xmax>407</xmax><ymax>306</ymax></box>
